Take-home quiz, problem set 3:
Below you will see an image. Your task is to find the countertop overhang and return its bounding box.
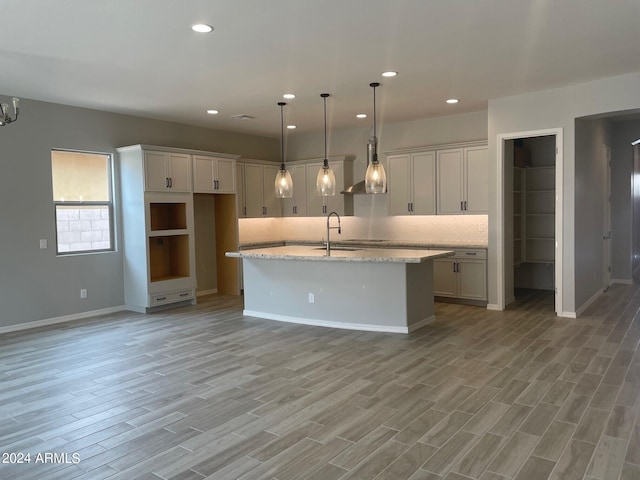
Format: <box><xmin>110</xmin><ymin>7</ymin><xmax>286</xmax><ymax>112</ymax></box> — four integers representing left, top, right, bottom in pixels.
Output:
<box><xmin>226</xmin><ymin>245</ymin><xmax>454</xmax><ymax>263</ymax></box>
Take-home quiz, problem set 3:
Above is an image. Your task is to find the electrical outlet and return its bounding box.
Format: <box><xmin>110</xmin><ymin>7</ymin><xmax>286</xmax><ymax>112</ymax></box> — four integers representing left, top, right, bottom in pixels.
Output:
<box><xmin>80</xmin><ymin>289</ymin><xmax>87</xmax><ymax>299</ymax></box>
<box><xmin>39</xmin><ymin>239</ymin><xmax>47</xmax><ymax>249</ymax></box>
<box><xmin>308</xmin><ymin>293</ymin><xmax>315</xmax><ymax>304</ymax></box>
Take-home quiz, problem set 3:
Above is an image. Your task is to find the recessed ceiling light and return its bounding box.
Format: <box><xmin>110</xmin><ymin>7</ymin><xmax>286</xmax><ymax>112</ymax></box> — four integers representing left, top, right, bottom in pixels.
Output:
<box><xmin>382</xmin><ymin>71</ymin><xmax>398</xmax><ymax>77</ymax></box>
<box><xmin>446</xmin><ymin>98</ymin><xmax>459</xmax><ymax>104</ymax></box>
<box><xmin>206</xmin><ymin>109</ymin><xmax>219</xmax><ymax>115</ymax></box>
<box><xmin>283</xmin><ymin>93</ymin><xmax>296</xmax><ymax>99</ymax></box>
<box><xmin>356</xmin><ymin>113</ymin><xmax>367</xmax><ymax>119</ymax></box>
<box><xmin>287</xmin><ymin>125</ymin><xmax>297</xmax><ymax>129</ymax></box>
<box><xmin>191</xmin><ymin>24</ymin><xmax>213</xmax><ymax>33</ymax></box>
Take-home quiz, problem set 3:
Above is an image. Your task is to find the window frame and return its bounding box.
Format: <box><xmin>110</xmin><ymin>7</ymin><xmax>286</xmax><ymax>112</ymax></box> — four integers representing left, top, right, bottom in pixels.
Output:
<box><xmin>52</xmin><ymin>149</ymin><xmax>116</xmax><ymax>256</ymax></box>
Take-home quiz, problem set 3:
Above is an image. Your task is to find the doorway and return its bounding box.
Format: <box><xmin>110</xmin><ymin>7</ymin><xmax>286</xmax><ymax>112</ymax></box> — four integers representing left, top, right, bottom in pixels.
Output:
<box><xmin>497</xmin><ymin>128</ymin><xmax>563</xmax><ymax>315</ymax></box>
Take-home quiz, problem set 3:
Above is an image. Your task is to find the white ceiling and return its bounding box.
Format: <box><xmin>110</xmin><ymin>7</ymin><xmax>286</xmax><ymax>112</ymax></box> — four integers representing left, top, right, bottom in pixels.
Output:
<box><xmin>2</xmin><ymin>0</ymin><xmax>639</xmax><ymax>137</ymax></box>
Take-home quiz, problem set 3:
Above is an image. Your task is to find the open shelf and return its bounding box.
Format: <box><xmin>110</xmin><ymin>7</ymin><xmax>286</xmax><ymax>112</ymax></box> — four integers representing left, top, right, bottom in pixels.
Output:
<box><xmin>149</xmin><ymin>202</ymin><xmax>187</xmax><ymax>231</ymax></box>
<box><xmin>149</xmin><ymin>235</ymin><xmax>190</xmax><ymax>282</ymax></box>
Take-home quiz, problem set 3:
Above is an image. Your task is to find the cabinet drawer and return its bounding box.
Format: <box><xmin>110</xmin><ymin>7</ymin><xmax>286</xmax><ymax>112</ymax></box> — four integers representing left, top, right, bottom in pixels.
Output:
<box><xmin>451</xmin><ymin>249</ymin><xmax>487</xmax><ymax>260</ymax></box>
<box><xmin>149</xmin><ymin>289</ymin><xmax>194</xmax><ymax>306</ymax></box>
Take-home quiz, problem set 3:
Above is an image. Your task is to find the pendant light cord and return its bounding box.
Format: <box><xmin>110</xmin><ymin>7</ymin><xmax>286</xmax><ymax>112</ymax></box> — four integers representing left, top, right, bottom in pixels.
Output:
<box><xmin>321</xmin><ymin>93</ymin><xmax>329</xmax><ymax>168</ymax></box>
<box><xmin>279</xmin><ymin>102</ymin><xmax>286</xmax><ymax>170</ymax></box>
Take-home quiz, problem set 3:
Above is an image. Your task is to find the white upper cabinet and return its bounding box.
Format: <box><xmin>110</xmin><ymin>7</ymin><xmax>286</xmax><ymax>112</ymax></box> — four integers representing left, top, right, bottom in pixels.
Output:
<box><xmin>237</xmin><ymin>161</ymin><xmax>282</xmax><ymax>218</ymax></box>
<box><xmin>193</xmin><ymin>155</ymin><xmax>236</xmax><ymax>194</ymax></box>
<box><xmin>388</xmin><ymin>151</ymin><xmax>436</xmax><ymax>215</ymax></box>
<box><xmin>437</xmin><ymin>145</ymin><xmax>488</xmax><ymax>214</ymax></box>
<box><xmin>144</xmin><ymin>150</ymin><xmax>192</xmax><ymax>193</ymax></box>
<box><xmin>283</xmin><ymin>164</ymin><xmax>308</xmax><ymax>216</ymax></box>
<box><xmin>305</xmin><ymin>161</ymin><xmax>349</xmax><ymax>216</ymax></box>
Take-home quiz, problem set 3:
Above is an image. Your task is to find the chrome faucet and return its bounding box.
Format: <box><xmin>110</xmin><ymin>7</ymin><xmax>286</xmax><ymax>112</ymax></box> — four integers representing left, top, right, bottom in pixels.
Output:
<box><xmin>326</xmin><ymin>211</ymin><xmax>341</xmax><ymax>256</ymax></box>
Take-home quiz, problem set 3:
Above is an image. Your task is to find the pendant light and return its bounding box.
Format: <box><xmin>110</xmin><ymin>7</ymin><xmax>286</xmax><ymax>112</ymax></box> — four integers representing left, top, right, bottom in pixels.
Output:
<box><xmin>316</xmin><ymin>93</ymin><xmax>336</xmax><ymax>196</ymax></box>
<box><xmin>275</xmin><ymin>101</ymin><xmax>293</xmax><ymax>198</ymax></box>
<box><xmin>364</xmin><ymin>82</ymin><xmax>387</xmax><ymax>194</ymax></box>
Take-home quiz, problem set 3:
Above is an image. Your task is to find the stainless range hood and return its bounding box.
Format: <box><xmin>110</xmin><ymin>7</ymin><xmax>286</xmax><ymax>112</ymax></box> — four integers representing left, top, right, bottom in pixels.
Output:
<box><xmin>341</xmin><ymin>179</ymin><xmax>367</xmax><ymax>195</ymax></box>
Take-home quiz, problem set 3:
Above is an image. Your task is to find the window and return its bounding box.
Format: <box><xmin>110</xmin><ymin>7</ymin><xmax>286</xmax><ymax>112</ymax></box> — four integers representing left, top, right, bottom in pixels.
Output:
<box><xmin>51</xmin><ymin>150</ymin><xmax>114</xmax><ymax>254</ymax></box>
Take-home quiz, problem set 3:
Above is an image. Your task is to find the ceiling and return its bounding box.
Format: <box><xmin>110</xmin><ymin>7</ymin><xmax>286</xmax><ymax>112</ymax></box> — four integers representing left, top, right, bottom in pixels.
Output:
<box><xmin>2</xmin><ymin>0</ymin><xmax>639</xmax><ymax>138</ymax></box>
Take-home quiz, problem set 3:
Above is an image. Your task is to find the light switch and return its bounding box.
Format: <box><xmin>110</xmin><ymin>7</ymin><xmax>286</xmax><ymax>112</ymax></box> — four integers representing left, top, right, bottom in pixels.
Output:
<box><xmin>39</xmin><ymin>239</ymin><xmax>47</xmax><ymax>249</ymax></box>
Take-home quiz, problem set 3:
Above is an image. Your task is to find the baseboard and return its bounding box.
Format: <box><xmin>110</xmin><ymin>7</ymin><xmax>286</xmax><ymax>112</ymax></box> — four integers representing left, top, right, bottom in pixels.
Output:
<box><xmin>0</xmin><ymin>306</ymin><xmax>126</xmax><ymax>335</ymax></box>
<box><xmin>574</xmin><ymin>288</ymin><xmax>604</xmax><ymax>318</ymax></box>
<box><xmin>242</xmin><ymin>309</ymin><xmax>431</xmax><ymax>334</ymax></box>
<box><xmin>558</xmin><ymin>311</ymin><xmax>577</xmax><ymax>319</ymax></box>
<box><xmin>197</xmin><ymin>289</ymin><xmax>218</xmax><ymax>297</ymax></box>
<box><xmin>486</xmin><ymin>303</ymin><xmax>502</xmax><ymax>311</ymax></box>
<box><xmin>612</xmin><ymin>278</ymin><xmax>633</xmax><ymax>285</ymax></box>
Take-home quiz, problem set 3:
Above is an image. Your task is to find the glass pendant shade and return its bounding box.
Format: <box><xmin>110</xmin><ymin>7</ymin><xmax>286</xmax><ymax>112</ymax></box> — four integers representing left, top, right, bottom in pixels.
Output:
<box><xmin>364</xmin><ymin>82</ymin><xmax>386</xmax><ymax>194</ymax></box>
<box><xmin>365</xmin><ymin>160</ymin><xmax>386</xmax><ymax>194</ymax></box>
<box><xmin>316</xmin><ymin>93</ymin><xmax>336</xmax><ymax>196</ymax></box>
<box><xmin>274</xmin><ymin>101</ymin><xmax>293</xmax><ymax>198</ymax></box>
<box><xmin>316</xmin><ymin>161</ymin><xmax>336</xmax><ymax>196</ymax></box>
<box><xmin>275</xmin><ymin>167</ymin><xmax>293</xmax><ymax>198</ymax></box>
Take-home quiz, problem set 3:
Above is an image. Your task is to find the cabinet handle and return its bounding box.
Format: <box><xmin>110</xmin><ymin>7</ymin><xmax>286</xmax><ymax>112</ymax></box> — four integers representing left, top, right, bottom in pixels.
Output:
<box><xmin>408</xmin><ymin>202</ymin><xmax>411</xmax><ymax>213</ymax></box>
<box><xmin>461</xmin><ymin>201</ymin><xmax>464</xmax><ymax>211</ymax></box>
<box><xmin>243</xmin><ymin>206</ymin><xmax>247</xmax><ymax>216</ymax></box>
<box><xmin>179</xmin><ymin>292</ymin><xmax>190</xmax><ymax>297</ymax></box>
<box><xmin>411</xmin><ymin>202</ymin><xmax>414</xmax><ymax>212</ymax></box>
<box><xmin>464</xmin><ymin>200</ymin><xmax>468</xmax><ymax>211</ymax></box>
<box><xmin>156</xmin><ymin>296</ymin><xmax>166</xmax><ymax>301</ymax></box>
<box><xmin>453</xmin><ymin>262</ymin><xmax>456</xmax><ymax>273</ymax></box>
<box><xmin>215</xmin><ymin>180</ymin><xmax>219</xmax><ymax>190</ymax></box>
<box><xmin>166</xmin><ymin>177</ymin><xmax>169</xmax><ymax>188</ymax></box>
<box><xmin>465</xmin><ymin>252</ymin><xmax>477</xmax><ymax>256</ymax></box>
<box><xmin>169</xmin><ymin>177</ymin><xmax>173</xmax><ymax>188</ymax></box>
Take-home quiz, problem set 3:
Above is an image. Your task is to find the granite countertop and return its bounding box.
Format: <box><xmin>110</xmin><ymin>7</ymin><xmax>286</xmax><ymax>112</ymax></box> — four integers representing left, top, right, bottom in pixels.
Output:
<box><xmin>238</xmin><ymin>240</ymin><xmax>488</xmax><ymax>250</ymax></box>
<box><xmin>226</xmin><ymin>245</ymin><xmax>455</xmax><ymax>264</ymax></box>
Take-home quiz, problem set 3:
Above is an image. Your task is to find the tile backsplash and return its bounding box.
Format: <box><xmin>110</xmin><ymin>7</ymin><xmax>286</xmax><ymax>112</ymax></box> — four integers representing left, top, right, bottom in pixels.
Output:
<box><xmin>239</xmin><ymin>215</ymin><xmax>488</xmax><ymax>247</ymax></box>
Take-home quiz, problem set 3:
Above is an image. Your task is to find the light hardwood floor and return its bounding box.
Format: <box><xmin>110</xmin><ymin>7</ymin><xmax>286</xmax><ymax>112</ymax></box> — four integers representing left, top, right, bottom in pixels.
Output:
<box><xmin>1</xmin><ymin>284</ymin><xmax>639</xmax><ymax>480</ymax></box>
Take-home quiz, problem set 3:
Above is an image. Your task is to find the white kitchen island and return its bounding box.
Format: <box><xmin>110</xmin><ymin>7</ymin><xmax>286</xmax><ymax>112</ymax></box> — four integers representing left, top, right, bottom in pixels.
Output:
<box><xmin>226</xmin><ymin>245</ymin><xmax>454</xmax><ymax>334</ymax></box>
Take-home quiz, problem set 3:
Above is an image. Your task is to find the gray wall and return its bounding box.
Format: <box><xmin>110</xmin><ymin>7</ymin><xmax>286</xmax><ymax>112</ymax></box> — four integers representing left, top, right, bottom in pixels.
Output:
<box><xmin>610</xmin><ymin>119</ymin><xmax>640</xmax><ymax>281</ymax></box>
<box><xmin>488</xmin><ymin>71</ymin><xmax>640</xmax><ymax>315</ymax></box>
<box><xmin>574</xmin><ymin>118</ymin><xmax>611</xmax><ymax>308</ymax></box>
<box><xmin>0</xmin><ymin>97</ymin><xmax>278</xmax><ymax>329</ymax></box>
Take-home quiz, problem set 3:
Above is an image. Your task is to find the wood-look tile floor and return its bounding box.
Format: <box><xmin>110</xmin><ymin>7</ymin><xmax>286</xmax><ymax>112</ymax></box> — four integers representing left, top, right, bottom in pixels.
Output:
<box><xmin>1</xmin><ymin>284</ymin><xmax>639</xmax><ymax>480</ymax></box>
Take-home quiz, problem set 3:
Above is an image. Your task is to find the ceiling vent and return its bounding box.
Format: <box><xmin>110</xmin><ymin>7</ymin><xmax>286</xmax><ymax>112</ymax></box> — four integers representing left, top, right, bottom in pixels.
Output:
<box><xmin>231</xmin><ymin>114</ymin><xmax>255</xmax><ymax>120</ymax></box>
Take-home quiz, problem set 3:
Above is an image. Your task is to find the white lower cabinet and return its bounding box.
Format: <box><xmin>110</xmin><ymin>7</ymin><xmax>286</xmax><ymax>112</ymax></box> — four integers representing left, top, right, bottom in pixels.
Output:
<box><xmin>433</xmin><ymin>249</ymin><xmax>487</xmax><ymax>302</ymax></box>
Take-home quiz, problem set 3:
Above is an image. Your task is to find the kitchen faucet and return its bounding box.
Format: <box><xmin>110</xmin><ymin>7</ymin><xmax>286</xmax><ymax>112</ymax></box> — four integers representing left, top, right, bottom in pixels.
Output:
<box><xmin>326</xmin><ymin>211</ymin><xmax>341</xmax><ymax>256</ymax></box>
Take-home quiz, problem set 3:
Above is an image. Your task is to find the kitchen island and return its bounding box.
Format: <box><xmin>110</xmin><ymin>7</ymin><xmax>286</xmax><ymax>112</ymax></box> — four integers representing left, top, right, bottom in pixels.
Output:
<box><xmin>226</xmin><ymin>245</ymin><xmax>454</xmax><ymax>334</ymax></box>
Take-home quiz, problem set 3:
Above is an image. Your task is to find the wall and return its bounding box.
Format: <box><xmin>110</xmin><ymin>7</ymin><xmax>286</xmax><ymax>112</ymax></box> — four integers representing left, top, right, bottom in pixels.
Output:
<box><xmin>574</xmin><ymin>118</ymin><xmax>611</xmax><ymax>309</ymax></box>
<box><xmin>488</xmin><ymin>71</ymin><xmax>640</xmax><ymax>315</ymax></box>
<box><xmin>0</xmin><ymin>97</ymin><xmax>278</xmax><ymax>330</ymax></box>
<box><xmin>193</xmin><ymin>194</ymin><xmax>217</xmax><ymax>294</ymax></box>
<box><xmin>610</xmin><ymin>118</ymin><xmax>640</xmax><ymax>281</ymax></box>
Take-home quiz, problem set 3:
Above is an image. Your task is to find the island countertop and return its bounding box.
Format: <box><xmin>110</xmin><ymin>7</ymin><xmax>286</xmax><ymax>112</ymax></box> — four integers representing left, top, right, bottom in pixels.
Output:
<box><xmin>226</xmin><ymin>245</ymin><xmax>454</xmax><ymax>263</ymax></box>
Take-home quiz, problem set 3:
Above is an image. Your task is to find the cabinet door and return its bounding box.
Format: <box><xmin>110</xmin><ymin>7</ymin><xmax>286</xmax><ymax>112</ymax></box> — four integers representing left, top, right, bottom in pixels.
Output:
<box><xmin>465</xmin><ymin>146</ymin><xmax>488</xmax><ymax>214</ymax></box>
<box><xmin>433</xmin><ymin>259</ymin><xmax>457</xmax><ymax>297</ymax></box>
<box><xmin>437</xmin><ymin>149</ymin><xmax>464</xmax><ymax>214</ymax></box>
<box><xmin>411</xmin><ymin>152</ymin><xmax>436</xmax><ymax>215</ymax></box>
<box><xmin>244</xmin><ymin>163</ymin><xmax>264</xmax><ymax>217</ymax></box>
<box><xmin>262</xmin><ymin>165</ymin><xmax>281</xmax><ymax>217</ymax></box>
<box><xmin>324</xmin><ymin>162</ymin><xmax>345</xmax><ymax>215</ymax></box>
<box><xmin>283</xmin><ymin>164</ymin><xmax>307</xmax><ymax>216</ymax></box>
<box><xmin>387</xmin><ymin>154</ymin><xmax>411</xmax><ymax>215</ymax></box>
<box><xmin>167</xmin><ymin>153</ymin><xmax>192</xmax><ymax>192</ymax></box>
<box><xmin>193</xmin><ymin>156</ymin><xmax>215</xmax><ymax>193</ymax></box>
<box><xmin>216</xmin><ymin>158</ymin><xmax>236</xmax><ymax>193</ymax></box>
<box><xmin>457</xmin><ymin>259</ymin><xmax>487</xmax><ymax>300</ymax></box>
<box><xmin>144</xmin><ymin>151</ymin><xmax>169</xmax><ymax>192</ymax></box>
<box><xmin>305</xmin><ymin>162</ymin><xmax>325</xmax><ymax>216</ymax></box>
<box><xmin>236</xmin><ymin>163</ymin><xmax>246</xmax><ymax>217</ymax></box>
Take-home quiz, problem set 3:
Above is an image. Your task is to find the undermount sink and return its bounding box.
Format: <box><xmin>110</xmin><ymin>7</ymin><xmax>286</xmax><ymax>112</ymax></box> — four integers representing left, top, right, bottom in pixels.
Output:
<box><xmin>313</xmin><ymin>246</ymin><xmax>361</xmax><ymax>252</ymax></box>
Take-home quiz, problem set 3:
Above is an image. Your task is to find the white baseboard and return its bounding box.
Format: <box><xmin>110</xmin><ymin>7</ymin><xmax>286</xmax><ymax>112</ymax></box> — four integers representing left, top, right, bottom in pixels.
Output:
<box><xmin>558</xmin><ymin>311</ymin><xmax>577</xmax><ymax>319</ymax></box>
<box><xmin>197</xmin><ymin>289</ymin><xmax>218</xmax><ymax>297</ymax></box>
<box><xmin>242</xmin><ymin>309</ymin><xmax>433</xmax><ymax>334</ymax></box>
<box><xmin>612</xmin><ymin>278</ymin><xmax>633</xmax><ymax>285</ymax></box>
<box><xmin>486</xmin><ymin>303</ymin><xmax>502</xmax><ymax>311</ymax></box>
<box><xmin>574</xmin><ymin>288</ymin><xmax>604</xmax><ymax>318</ymax></box>
<box><xmin>0</xmin><ymin>306</ymin><xmax>126</xmax><ymax>335</ymax></box>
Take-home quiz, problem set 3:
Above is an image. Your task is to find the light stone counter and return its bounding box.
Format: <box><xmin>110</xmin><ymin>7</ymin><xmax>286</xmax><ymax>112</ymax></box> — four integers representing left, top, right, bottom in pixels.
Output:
<box><xmin>226</xmin><ymin>245</ymin><xmax>454</xmax><ymax>263</ymax></box>
<box><xmin>226</xmin><ymin>245</ymin><xmax>454</xmax><ymax>334</ymax></box>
